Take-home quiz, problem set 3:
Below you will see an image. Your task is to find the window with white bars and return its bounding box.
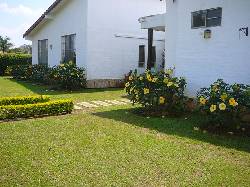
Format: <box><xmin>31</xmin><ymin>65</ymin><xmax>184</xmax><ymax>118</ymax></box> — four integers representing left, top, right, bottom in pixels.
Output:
<box><xmin>61</xmin><ymin>34</ymin><xmax>76</xmax><ymax>64</ymax></box>
<box><xmin>38</xmin><ymin>39</ymin><xmax>48</xmax><ymax>65</ymax></box>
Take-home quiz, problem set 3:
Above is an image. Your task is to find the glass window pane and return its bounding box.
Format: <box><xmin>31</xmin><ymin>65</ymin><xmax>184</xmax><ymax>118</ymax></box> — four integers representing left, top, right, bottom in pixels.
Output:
<box><xmin>207</xmin><ymin>8</ymin><xmax>222</xmax><ymax>19</ymax></box>
<box><xmin>192</xmin><ymin>12</ymin><xmax>206</xmax><ymax>28</ymax></box>
<box><xmin>207</xmin><ymin>18</ymin><xmax>221</xmax><ymax>27</ymax></box>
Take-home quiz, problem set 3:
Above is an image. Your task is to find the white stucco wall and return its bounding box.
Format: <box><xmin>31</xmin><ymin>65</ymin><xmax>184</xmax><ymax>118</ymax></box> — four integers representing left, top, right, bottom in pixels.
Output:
<box><xmin>28</xmin><ymin>0</ymin><xmax>166</xmax><ymax>82</ymax></box>
<box><xmin>86</xmin><ymin>0</ymin><xmax>166</xmax><ymax>80</ymax></box>
<box><xmin>30</xmin><ymin>0</ymin><xmax>88</xmax><ymax>68</ymax></box>
<box><xmin>165</xmin><ymin>0</ymin><xmax>250</xmax><ymax>95</ymax></box>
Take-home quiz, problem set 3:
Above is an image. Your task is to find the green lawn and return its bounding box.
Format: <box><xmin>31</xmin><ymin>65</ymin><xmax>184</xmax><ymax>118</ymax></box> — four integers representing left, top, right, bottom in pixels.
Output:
<box><xmin>0</xmin><ymin>77</ymin><xmax>250</xmax><ymax>186</ymax></box>
<box><xmin>0</xmin><ymin>77</ymin><xmax>125</xmax><ymax>102</ymax></box>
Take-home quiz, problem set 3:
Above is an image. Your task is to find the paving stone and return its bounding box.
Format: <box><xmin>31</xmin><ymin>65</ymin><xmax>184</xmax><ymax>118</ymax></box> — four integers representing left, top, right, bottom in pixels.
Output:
<box><xmin>92</xmin><ymin>101</ymin><xmax>113</xmax><ymax>107</ymax></box>
<box><xmin>105</xmin><ymin>100</ymin><xmax>127</xmax><ymax>105</ymax></box>
<box><xmin>74</xmin><ymin>105</ymin><xmax>83</xmax><ymax>110</ymax></box>
<box><xmin>119</xmin><ymin>99</ymin><xmax>131</xmax><ymax>103</ymax></box>
<box><xmin>78</xmin><ymin>102</ymin><xmax>99</xmax><ymax>108</ymax></box>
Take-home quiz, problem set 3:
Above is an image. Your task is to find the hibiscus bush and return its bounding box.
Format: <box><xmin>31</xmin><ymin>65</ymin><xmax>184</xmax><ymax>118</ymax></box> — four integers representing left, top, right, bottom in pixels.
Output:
<box><xmin>125</xmin><ymin>69</ymin><xmax>187</xmax><ymax>115</ymax></box>
<box><xmin>197</xmin><ymin>79</ymin><xmax>250</xmax><ymax>129</ymax></box>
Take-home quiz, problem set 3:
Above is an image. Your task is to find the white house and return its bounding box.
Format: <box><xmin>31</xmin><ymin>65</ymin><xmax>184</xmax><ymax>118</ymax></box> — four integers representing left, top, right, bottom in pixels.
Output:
<box><xmin>140</xmin><ymin>0</ymin><xmax>250</xmax><ymax>95</ymax></box>
<box><xmin>24</xmin><ymin>0</ymin><xmax>166</xmax><ymax>88</ymax></box>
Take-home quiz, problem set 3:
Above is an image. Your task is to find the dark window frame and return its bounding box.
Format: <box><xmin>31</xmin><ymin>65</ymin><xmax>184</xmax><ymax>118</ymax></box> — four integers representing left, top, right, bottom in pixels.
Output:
<box><xmin>61</xmin><ymin>34</ymin><xmax>76</xmax><ymax>64</ymax></box>
<box><xmin>38</xmin><ymin>39</ymin><xmax>48</xmax><ymax>66</ymax></box>
<box><xmin>138</xmin><ymin>45</ymin><xmax>145</xmax><ymax>68</ymax></box>
<box><xmin>191</xmin><ymin>7</ymin><xmax>222</xmax><ymax>29</ymax></box>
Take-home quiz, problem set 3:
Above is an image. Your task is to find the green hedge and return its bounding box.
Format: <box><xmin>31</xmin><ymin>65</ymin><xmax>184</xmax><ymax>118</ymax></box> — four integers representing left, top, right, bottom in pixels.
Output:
<box><xmin>11</xmin><ymin>62</ymin><xmax>86</xmax><ymax>90</ymax></box>
<box><xmin>0</xmin><ymin>95</ymin><xmax>50</xmax><ymax>106</ymax></box>
<box><xmin>0</xmin><ymin>53</ymin><xmax>32</xmax><ymax>75</ymax></box>
<box><xmin>0</xmin><ymin>99</ymin><xmax>74</xmax><ymax>120</ymax></box>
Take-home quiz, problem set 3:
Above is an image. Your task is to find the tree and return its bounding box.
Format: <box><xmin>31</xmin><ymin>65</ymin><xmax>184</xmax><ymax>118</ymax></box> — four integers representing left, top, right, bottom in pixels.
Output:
<box><xmin>9</xmin><ymin>44</ymin><xmax>32</xmax><ymax>54</ymax></box>
<box><xmin>0</xmin><ymin>36</ymin><xmax>14</xmax><ymax>53</ymax></box>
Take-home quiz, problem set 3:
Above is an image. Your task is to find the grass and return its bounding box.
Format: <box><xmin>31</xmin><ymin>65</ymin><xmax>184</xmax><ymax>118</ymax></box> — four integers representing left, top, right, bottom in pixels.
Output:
<box><xmin>0</xmin><ymin>77</ymin><xmax>250</xmax><ymax>186</ymax></box>
<box><xmin>0</xmin><ymin>77</ymin><xmax>125</xmax><ymax>102</ymax></box>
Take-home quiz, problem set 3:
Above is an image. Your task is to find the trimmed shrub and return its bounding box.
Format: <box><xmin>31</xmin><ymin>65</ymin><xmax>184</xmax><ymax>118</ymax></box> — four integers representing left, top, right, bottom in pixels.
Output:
<box><xmin>125</xmin><ymin>69</ymin><xmax>187</xmax><ymax>115</ymax></box>
<box><xmin>0</xmin><ymin>95</ymin><xmax>50</xmax><ymax>106</ymax></box>
<box><xmin>197</xmin><ymin>79</ymin><xmax>250</xmax><ymax>129</ymax></box>
<box><xmin>0</xmin><ymin>99</ymin><xmax>74</xmax><ymax>120</ymax></box>
<box><xmin>0</xmin><ymin>53</ymin><xmax>32</xmax><ymax>75</ymax></box>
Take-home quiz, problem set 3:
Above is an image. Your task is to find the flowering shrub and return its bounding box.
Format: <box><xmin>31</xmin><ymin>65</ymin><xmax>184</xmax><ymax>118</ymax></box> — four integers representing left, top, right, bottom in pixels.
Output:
<box><xmin>125</xmin><ymin>69</ymin><xmax>187</xmax><ymax>115</ymax></box>
<box><xmin>197</xmin><ymin>79</ymin><xmax>250</xmax><ymax>128</ymax></box>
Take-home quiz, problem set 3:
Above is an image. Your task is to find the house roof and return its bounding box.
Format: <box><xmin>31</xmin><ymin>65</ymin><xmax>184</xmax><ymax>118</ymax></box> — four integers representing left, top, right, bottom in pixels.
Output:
<box><xmin>23</xmin><ymin>0</ymin><xmax>64</xmax><ymax>38</ymax></box>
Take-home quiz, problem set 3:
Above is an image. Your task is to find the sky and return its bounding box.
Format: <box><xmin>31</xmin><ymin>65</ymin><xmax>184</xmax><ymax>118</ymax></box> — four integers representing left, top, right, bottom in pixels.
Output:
<box><xmin>0</xmin><ymin>0</ymin><xmax>55</xmax><ymax>47</ymax></box>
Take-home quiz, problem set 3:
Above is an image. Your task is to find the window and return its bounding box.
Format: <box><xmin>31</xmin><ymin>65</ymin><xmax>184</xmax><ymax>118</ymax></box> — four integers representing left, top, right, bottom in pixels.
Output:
<box><xmin>138</xmin><ymin>45</ymin><xmax>145</xmax><ymax>67</ymax></box>
<box><xmin>61</xmin><ymin>34</ymin><xmax>76</xmax><ymax>64</ymax></box>
<box><xmin>192</xmin><ymin>8</ymin><xmax>222</xmax><ymax>28</ymax></box>
<box><xmin>38</xmin><ymin>39</ymin><xmax>48</xmax><ymax>65</ymax></box>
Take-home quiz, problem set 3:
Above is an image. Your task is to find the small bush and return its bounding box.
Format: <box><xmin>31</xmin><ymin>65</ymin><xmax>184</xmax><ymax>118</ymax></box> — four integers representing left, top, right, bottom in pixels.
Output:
<box><xmin>30</xmin><ymin>64</ymin><xmax>50</xmax><ymax>83</ymax></box>
<box><xmin>11</xmin><ymin>62</ymin><xmax>86</xmax><ymax>90</ymax></box>
<box><xmin>197</xmin><ymin>79</ymin><xmax>250</xmax><ymax>130</ymax></box>
<box><xmin>11</xmin><ymin>64</ymin><xmax>32</xmax><ymax>80</ymax></box>
<box><xmin>0</xmin><ymin>53</ymin><xmax>32</xmax><ymax>75</ymax></box>
<box><xmin>0</xmin><ymin>95</ymin><xmax>50</xmax><ymax>106</ymax></box>
<box><xmin>125</xmin><ymin>69</ymin><xmax>187</xmax><ymax>115</ymax></box>
<box><xmin>50</xmin><ymin>61</ymin><xmax>86</xmax><ymax>90</ymax></box>
<box><xmin>0</xmin><ymin>99</ymin><xmax>74</xmax><ymax>120</ymax></box>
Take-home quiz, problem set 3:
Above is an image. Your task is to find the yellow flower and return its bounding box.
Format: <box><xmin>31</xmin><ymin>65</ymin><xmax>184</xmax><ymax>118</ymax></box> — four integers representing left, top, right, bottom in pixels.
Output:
<box><xmin>130</xmin><ymin>87</ymin><xmax>134</xmax><ymax>93</ymax></box>
<box><xmin>163</xmin><ymin>78</ymin><xmax>169</xmax><ymax>84</ymax></box>
<box><xmin>174</xmin><ymin>83</ymin><xmax>179</xmax><ymax>88</ymax></box>
<box><xmin>129</xmin><ymin>76</ymin><xmax>133</xmax><ymax>81</ymax></box>
<box><xmin>210</xmin><ymin>105</ymin><xmax>217</xmax><ymax>113</ymax></box>
<box><xmin>147</xmin><ymin>75</ymin><xmax>152</xmax><ymax>82</ymax></box>
<box><xmin>199</xmin><ymin>97</ymin><xmax>207</xmax><ymax>105</ymax></box>
<box><xmin>125</xmin><ymin>82</ymin><xmax>130</xmax><ymax>87</ymax></box>
<box><xmin>135</xmin><ymin>95</ymin><xmax>139</xmax><ymax>100</ymax></box>
<box><xmin>220</xmin><ymin>93</ymin><xmax>228</xmax><ymax>101</ymax></box>
<box><xmin>159</xmin><ymin>96</ymin><xmax>165</xmax><ymax>104</ymax></box>
<box><xmin>167</xmin><ymin>82</ymin><xmax>173</xmax><ymax>87</ymax></box>
<box><xmin>219</xmin><ymin>103</ymin><xmax>227</xmax><ymax>111</ymax></box>
<box><xmin>166</xmin><ymin>69</ymin><xmax>173</xmax><ymax>75</ymax></box>
<box><xmin>229</xmin><ymin>98</ymin><xmax>238</xmax><ymax>107</ymax></box>
<box><xmin>139</xmin><ymin>76</ymin><xmax>143</xmax><ymax>81</ymax></box>
<box><xmin>212</xmin><ymin>85</ymin><xmax>219</xmax><ymax>92</ymax></box>
<box><xmin>144</xmin><ymin>88</ymin><xmax>150</xmax><ymax>95</ymax></box>
<box><xmin>152</xmin><ymin>78</ymin><xmax>158</xmax><ymax>83</ymax></box>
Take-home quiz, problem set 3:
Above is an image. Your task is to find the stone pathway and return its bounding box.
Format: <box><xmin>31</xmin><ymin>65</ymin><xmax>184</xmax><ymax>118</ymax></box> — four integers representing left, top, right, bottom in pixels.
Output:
<box><xmin>74</xmin><ymin>99</ymin><xmax>131</xmax><ymax>110</ymax></box>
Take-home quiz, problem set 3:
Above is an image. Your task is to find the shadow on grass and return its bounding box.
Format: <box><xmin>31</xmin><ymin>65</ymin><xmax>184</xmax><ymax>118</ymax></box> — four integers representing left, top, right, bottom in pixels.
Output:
<box><xmin>93</xmin><ymin>108</ymin><xmax>250</xmax><ymax>153</ymax></box>
<box><xmin>8</xmin><ymin>78</ymin><xmax>123</xmax><ymax>96</ymax></box>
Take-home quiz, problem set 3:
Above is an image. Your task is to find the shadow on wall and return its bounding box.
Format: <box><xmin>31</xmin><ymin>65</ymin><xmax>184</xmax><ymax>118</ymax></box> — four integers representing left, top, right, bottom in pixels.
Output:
<box><xmin>7</xmin><ymin>78</ymin><xmax>123</xmax><ymax>96</ymax></box>
<box><xmin>92</xmin><ymin>108</ymin><xmax>250</xmax><ymax>153</ymax></box>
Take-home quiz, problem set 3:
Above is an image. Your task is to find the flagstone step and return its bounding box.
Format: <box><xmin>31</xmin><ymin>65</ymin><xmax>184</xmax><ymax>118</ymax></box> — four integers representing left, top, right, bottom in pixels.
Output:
<box><xmin>78</xmin><ymin>102</ymin><xmax>99</xmax><ymax>108</ymax></box>
<box><xmin>105</xmin><ymin>100</ymin><xmax>127</xmax><ymax>105</ymax></box>
<box><xmin>74</xmin><ymin>99</ymin><xmax>131</xmax><ymax>110</ymax></box>
<box><xmin>91</xmin><ymin>101</ymin><xmax>113</xmax><ymax>107</ymax></box>
<box><xmin>74</xmin><ymin>105</ymin><xmax>83</xmax><ymax>110</ymax></box>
